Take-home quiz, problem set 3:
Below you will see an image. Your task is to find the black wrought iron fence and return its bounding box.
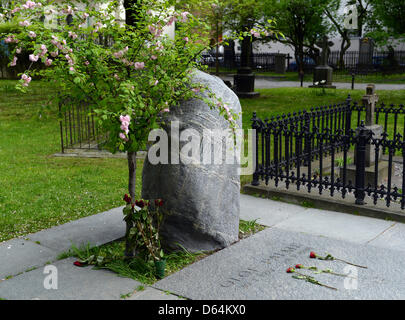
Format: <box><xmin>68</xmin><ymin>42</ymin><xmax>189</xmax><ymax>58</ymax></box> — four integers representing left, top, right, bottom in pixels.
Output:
<box><xmin>251</xmin><ymin>96</ymin><xmax>405</xmax><ymax>209</ymax></box>
<box><xmin>201</xmin><ymin>53</ymin><xmax>290</xmax><ymax>71</ymax></box>
<box><xmin>58</xmin><ymin>99</ymin><xmax>106</xmax><ymax>152</ymax></box>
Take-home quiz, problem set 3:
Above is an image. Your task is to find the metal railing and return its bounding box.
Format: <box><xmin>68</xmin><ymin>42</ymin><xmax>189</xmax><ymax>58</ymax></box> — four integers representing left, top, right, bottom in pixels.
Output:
<box><xmin>251</xmin><ymin>96</ymin><xmax>405</xmax><ymax>209</ymax></box>
<box><xmin>58</xmin><ymin>98</ymin><xmax>106</xmax><ymax>153</ymax></box>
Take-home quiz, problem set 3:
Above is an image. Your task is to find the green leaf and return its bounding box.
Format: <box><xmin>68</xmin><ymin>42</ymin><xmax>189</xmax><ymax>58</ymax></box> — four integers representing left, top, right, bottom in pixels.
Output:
<box><xmin>97</xmin><ymin>256</ymin><xmax>104</xmax><ymax>265</ymax></box>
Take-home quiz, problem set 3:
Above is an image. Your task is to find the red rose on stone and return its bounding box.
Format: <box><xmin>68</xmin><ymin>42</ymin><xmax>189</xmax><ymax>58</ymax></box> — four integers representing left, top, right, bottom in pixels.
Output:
<box><xmin>73</xmin><ymin>261</ymin><xmax>85</xmax><ymax>267</ymax></box>
<box><xmin>295</xmin><ymin>264</ymin><xmax>303</xmax><ymax>269</ymax></box>
<box><xmin>155</xmin><ymin>199</ymin><xmax>164</xmax><ymax>207</ymax></box>
<box><xmin>286</xmin><ymin>267</ymin><xmax>295</xmax><ymax>273</ymax></box>
<box><xmin>310</xmin><ymin>251</ymin><xmax>317</xmax><ymax>259</ymax></box>
<box><xmin>123</xmin><ymin>194</ymin><xmax>131</xmax><ymax>204</ymax></box>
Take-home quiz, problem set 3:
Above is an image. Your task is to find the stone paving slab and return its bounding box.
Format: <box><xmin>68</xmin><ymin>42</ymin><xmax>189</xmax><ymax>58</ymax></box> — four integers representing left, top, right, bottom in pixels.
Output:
<box><xmin>273</xmin><ymin>208</ymin><xmax>395</xmax><ymax>244</ymax></box>
<box><xmin>0</xmin><ymin>258</ymin><xmax>141</xmax><ymax>300</ymax></box>
<box><xmin>367</xmin><ymin>223</ymin><xmax>405</xmax><ymax>251</ymax></box>
<box><xmin>0</xmin><ymin>239</ymin><xmax>57</xmax><ymax>280</ymax></box>
<box><xmin>153</xmin><ymin>227</ymin><xmax>405</xmax><ymax>300</ymax></box>
<box><xmin>127</xmin><ymin>287</ymin><xmax>182</xmax><ymax>300</ymax></box>
<box><xmin>240</xmin><ymin>194</ymin><xmax>307</xmax><ymax>226</ymax></box>
<box><xmin>28</xmin><ymin>207</ymin><xmax>125</xmax><ymax>252</ymax></box>
<box><xmin>240</xmin><ymin>194</ymin><xmax>395</xmax><ymax>244</ymax></box>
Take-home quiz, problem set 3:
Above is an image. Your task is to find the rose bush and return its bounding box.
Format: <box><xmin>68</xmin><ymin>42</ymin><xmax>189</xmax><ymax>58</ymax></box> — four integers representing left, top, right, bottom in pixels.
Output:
<box><xmin>0</xmin><ymin>0</ymin><xmax>240</xmax><ymax>198</ymax></box>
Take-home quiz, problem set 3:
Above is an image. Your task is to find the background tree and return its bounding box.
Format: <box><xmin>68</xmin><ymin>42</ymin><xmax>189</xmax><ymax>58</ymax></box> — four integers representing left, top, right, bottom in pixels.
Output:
<box><xmin>365</xmin><ymin>0</ymin><xmax>405</xmax><ymax>43</ymax></box>
<box><xmin>264</xmin><ymin>0</ymin><xmax>333</xmax><ymax>75</ymax></box>
<box><xmin>324</xmin><ymin>0</ymin><xmax>352</xmax><ymax>69</ymax></box>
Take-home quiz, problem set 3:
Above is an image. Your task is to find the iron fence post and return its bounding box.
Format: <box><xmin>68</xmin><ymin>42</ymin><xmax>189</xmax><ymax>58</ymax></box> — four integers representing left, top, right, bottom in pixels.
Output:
<box><xmin>303</xmin><ymin>111</ymin><xmax>311</xmax><ymax>165</ymax></box>
<box><xmin>351</xmin><ymin>73</ymin><xmax>355</xmax><ymax>90</ymax></box>
<box><xmin>354</xmin><ymin>121</ymin><xmax>371</xmax><ymax>205</ymax></box>
<box><xmin>58</xmin><ymin>101</ymin><xmax>64</xmax><ymax>153</ymax></box>
<box><xmin>345</xmin><ymin>95</ymin><xmax>352</xmax><ymax>136</ymax></box>
<box><xmin>251</xmin><ymin>112</ymin><xmax>260</xmax><ymax>186</ymax></box>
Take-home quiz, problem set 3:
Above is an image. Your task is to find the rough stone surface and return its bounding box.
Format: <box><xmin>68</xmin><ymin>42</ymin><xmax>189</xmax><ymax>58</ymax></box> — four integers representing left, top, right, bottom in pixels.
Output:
<box><xmin>239</xmin><ymin>194</ymin><xmax>395</xmax><ymax>244</ymax></box>
<box><xmin>142</xmin><ymin>70</ymin><xmax>242</xmax><ymax>252</ymax></box>
<box><xmin>153</xmin><ymin>227</ymin><xmax>405</xmax><ymax>300</ymax></box>
<box><xmin>0</xmin><ymin>239</ymin><xmax>57</xmax><ymax>280</ymax></box>
<box><xmin>28</xmin><ymin>206</ymin><xmax>126</xmax><ymax>252</ymax></box>
<box><xmin>0</xmin><ymin>258</ymin><xmax>141</xmax><ymax>300</ymax></box>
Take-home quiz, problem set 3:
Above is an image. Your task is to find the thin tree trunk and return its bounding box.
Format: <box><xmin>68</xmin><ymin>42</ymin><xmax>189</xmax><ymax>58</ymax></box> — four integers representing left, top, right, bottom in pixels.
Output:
<box><xmin>127</xmin><ymin>151</ymin><xmax>137</xmax><ymax>202</ymax></box>
<box><xmin>125</xmin><ymin>151</ymin><xmax>137</xmax><ymax>257</ymax></box>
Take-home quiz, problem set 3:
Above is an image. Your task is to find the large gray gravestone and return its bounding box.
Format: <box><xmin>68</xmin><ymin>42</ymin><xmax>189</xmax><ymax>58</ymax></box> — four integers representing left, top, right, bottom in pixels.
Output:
<box><xmin>153</xmin><ymin>228</ymin><xmax>405</xmax><ymax>300</ymax></box>
<box><xmin>142</xmin><ymin>70</ymin><xmax>242</xmax><ymax>252</ymax></box>
<box><xmin>359</xmin><ymin>38</ymin><xmax>375</xmax><ymax>67</ymax></box>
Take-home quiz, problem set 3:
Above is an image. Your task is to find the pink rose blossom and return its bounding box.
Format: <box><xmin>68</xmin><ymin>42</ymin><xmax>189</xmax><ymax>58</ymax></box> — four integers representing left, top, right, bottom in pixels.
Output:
<box><xmin>84</xmin><ymin>61</ymin><xmax>90</xmax><ymax>66</ymax></box>
<box><xmin>134</xmin><ymin>62</ymin><xmax>145</xmax><ymax>70</ymax></box>
<box><xmin>50</xmin><ymin>51</ymin><xmax>58</xmax><ymax>57</ymax></box>
<box><xmin>162</xmin><ymin>108</ymin><xmax>170</xmax><ymax>113</ymax></box>
<box><xmin>16</xmin><ymin>48</ymin><xmax>22</xmax><ymax>54</ymax></box>
<box><xmin>21</xmin><ymin>74</ymin><xmax>32</xmax><ymax>86</ymax></box>
<box><xmin>119</xmin><ymin>132</ymin><xmax>128</xmax><ymax>141</ymax></box>
<box><xmin>180</xmin><ymin>12</ymin><xmax>190</xmax><ymax>22</ymax></box>
<box><xmin>120</xmin><ymin>115</ymin><xmax>131</xmax><ymax>123</ymax></box>
<box><xmin>167</xmin><ymin>16</ymin><xmax>177</xmax><ymax>26</ymax></box>
<box><xmin>28</xmin><ymin>31</ymin><xmax>36</xmax><ymax>38</ymax></box>
<box><xmin>23</xmin><ymin>1</ymin><xmax>38</xmax><ymax>10</ymax></box>
<box><xmin>151</xmin><ymin>55</ymin><xmax>157</xmax><ymax>60</ymax></box>
<box><xmin>68</xmin><ymin>31</ymin><xmax>78</xmax><ymax>40</ymax></box>
<box><xmin>29</xmin><ymin>54</ymin><xmax>39</xmax><ymax>62</ymax></box>
<box><xmin>148</xmin><ymin>25</ymin><xmax>156</xmax><ymax>35</ymax></box>
<box><xmin>45</xmin><ymin>58</ymin><xmax>53</xmax><ymax>67</ymax></box>
<box><xmin>250</xmin><ymin>29</ymin><xmax>260</xmax><ymax>38</ymax></box>
<box><xmin>19</xmin><ymin>20</ymin><xmax>31</xmax><ymax>27</ymax></box>
<box><xmin>10</xmin><ymin>56</ymin><xmax>17</xmax><ymax>67</ymax></box>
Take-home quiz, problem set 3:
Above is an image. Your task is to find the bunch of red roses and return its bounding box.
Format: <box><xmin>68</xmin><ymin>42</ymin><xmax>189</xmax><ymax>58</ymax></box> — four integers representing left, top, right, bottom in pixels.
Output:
<box><xmin>285</xmin><ymin>251</ymin><xmax>366</xmax><ymax>290</ymax></box>
<box><xmin>122</xmin><ymin>194</ymin><xmax>164</xmax><ymax>208</ymax></box>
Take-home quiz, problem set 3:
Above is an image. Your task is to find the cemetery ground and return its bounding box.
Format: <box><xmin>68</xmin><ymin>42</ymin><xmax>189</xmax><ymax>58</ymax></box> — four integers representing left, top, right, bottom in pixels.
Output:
<box><xmin>2</xmin><ymin>79</ymin><xmax>405</xmax><ymax>242</ymax></box>
<box><xmin>2</xmin><ymin>79</ymin><xmax>405</xmax><ymax>300</ymax></box>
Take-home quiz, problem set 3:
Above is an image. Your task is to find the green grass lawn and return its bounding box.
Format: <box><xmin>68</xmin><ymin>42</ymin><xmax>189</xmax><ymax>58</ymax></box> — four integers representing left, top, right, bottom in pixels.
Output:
<box><xmin>239</xmin><ymin>88</ymin><xmax>405</xmax><ymax>130</ymax></box>
<box><xmin>1</xmin><ymin>80</ymin><xmax>404</xmax><ymax>243</ymax></box>
<box><xmin>0</xmin><ymin>80</ymin><xmax>142</xmax><ymax>242</ymax></box>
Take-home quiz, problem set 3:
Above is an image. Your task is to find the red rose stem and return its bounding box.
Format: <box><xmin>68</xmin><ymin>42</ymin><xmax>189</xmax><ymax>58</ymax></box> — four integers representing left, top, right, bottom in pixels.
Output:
<box><xmin>294</xmin><ymin>271</ymin><xmax>337</xmax><ymax>291</ymax></box>
<box><xmin>335</xmin><ymin>258</ymin><xmax>368</xmax><ymax>269</ymax></box>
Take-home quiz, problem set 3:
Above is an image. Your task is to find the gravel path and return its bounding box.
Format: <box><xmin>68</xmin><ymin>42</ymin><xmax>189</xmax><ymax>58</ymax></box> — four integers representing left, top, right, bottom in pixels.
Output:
<box><xmin>220</xmin><ymin>76</ymin><xmax>405</xmax><ymax>91</ymax></box>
